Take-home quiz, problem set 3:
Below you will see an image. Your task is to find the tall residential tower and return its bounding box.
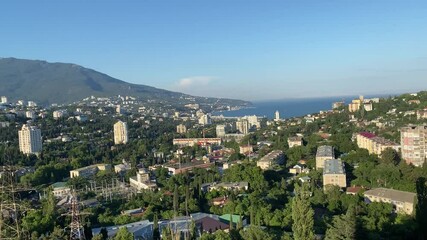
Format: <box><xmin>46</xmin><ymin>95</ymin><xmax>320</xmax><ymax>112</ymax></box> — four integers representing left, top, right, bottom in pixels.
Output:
<box><xmin>18</xmin><ymin>124</ymin><xmax>42</xmax><ymax>155</ymax></box>
<box><xmin>114</xmin><ymin>120</ymin><xmax>129</xmax><ymax>145</ymax></box>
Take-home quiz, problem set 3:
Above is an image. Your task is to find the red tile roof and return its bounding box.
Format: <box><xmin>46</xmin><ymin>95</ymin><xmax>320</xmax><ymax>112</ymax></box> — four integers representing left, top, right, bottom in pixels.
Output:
<box><xmin>359</xmin><ymin>132</ymin><xmax>376</xmax><ymax>139</ymax></box>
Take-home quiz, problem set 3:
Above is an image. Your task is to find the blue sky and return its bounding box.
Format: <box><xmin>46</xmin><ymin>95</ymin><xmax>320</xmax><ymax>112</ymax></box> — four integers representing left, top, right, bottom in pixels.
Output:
<box><xmin>1</xmin><ymin>0</ymin><xmax>427</xmax><ymax>101</ymax></box>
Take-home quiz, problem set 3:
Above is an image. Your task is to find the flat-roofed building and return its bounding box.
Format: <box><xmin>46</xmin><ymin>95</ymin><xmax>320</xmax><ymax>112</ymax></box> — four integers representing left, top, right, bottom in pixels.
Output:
<box><xmin>173</xmin><ymin>138</ymin><xmax>222</xmax><ymax>147</ymax></box>
<box><xmin>323</xmin><ymin>159</ymin><xmax>346</xmax><ymax>190</ymax></box>
<box><xmin>70</xmin><ymin>164</ymin><xmax>111</xmax><ymax>178</ymax></box>
<box><xmin>257</xmin><ymin>150</ymin><xmax>285</xmax><ymax>170</ymax></box>
<box><xmin>18</xmin><ymin>124</ymin><xmax>42</xmax><ymax>155</ymax></box>
<box><xmin>129</xmin><ymin>168</ymin><xmax>157</xmax><ymax>191</ymax></box>
<box><xmin>316</xmin><ymin>145</ymin><xmax>335</xmax><ymax>169</ymax></box>
<box><xmin>288</xmin><ymin>136</ymin><xmax>303</xmax><ymax>148</ymax></box>
<box><xmin>364</xmin><ymin>188</ymin><xmax>416</xmax><ymax>215</ymax></box>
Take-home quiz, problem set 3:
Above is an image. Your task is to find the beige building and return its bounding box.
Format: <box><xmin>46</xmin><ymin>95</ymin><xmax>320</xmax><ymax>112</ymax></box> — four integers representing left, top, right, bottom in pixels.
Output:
<box><xmin>401</xmin><ymin>125</ymin><xmax>427</xmax><ymax>166</ymax></box>
<box><xmin>316</xmin><ymin>145</ymin><xmax>335</xmax><ymax>169</ymax></box>
<box><xmin>356</xmin><ymin>132</ymin><xmax>399</xmax><ymax>156</ymax></box>
<box><xmin>239</xmin><ymin>145</ymin><xmax>253</xmax><ymax>155</ymax></box>
<box><xmin>236</xmin><ymin>119</ymin><xmax>249</xmax><ymax>135</ymax></box>
<box><xmin>364</xmin><ymin>188</ymin><xmax>416</xmax><ymax>215</ymax></box>
<box><xmin>114</xmin><ymin>120</ymin><xmax>128</xmax><ymax>145</ymax></box>
<box><xmin>18</xmin><ymin>124</ymin><xmax>42</xmax><ymax>155</ymax></box>
<box><xmin>53</xmin><ymin>110</ymin><xmax>68</xmax><ymax>119</ymax></box>
<box><xmin>129</xmin><ymin>168</ymin><xmax>157</xmax><ymax>191</ymax></box>
<box><xmin>176</xmin><ymin>124</ymin><xmax>187</xmax><ymax>134</ymax></box>
<box><xmin>288</xmin><ymin>136</ymin><xmax>303</xmax><ymax>148</ymax></box>
<box><xmin>323</xmin><ymin>159</ymin><xmax>346</xmax><ymax>190</ymax></box>
<box><xmin>198</xmin><ymin>114</ymin><xmax>212</xmax><ymax>125</ymax></box>
<box><xmin>216</xmin><ymin>125</ymin><xmax>226</xmax><ymax>138</ymax></box>
<box><xmin>70</xmin><ymin>164</ymin><xmax>111</xmax><ymax>178</ymax></box>
<box><xmin>257</xmin><ymin>150</ymin><xmax>285</xmax><ymax>170</ymax></box>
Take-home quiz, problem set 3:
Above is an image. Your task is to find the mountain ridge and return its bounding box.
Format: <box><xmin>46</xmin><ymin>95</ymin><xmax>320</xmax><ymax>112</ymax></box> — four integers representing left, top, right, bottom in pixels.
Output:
<box><xmin>0</xmin><ymin>57</ymin><xmax>250</xmax><ymax>107</ymax></box>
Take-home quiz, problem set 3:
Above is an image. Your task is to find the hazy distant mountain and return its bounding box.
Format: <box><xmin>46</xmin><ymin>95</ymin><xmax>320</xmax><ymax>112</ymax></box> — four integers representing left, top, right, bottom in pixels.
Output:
<box><xmin>0</xmin><ymin>58</ymin><xmax>249</xmax><ymax>106</ymax></box>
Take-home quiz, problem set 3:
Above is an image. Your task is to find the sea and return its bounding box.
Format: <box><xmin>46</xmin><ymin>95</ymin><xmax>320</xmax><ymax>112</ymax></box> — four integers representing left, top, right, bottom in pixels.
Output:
<box><xmin>213</xmin><ymin>94</ymin><xmax>394</xmax><ymax>119</ymax></box>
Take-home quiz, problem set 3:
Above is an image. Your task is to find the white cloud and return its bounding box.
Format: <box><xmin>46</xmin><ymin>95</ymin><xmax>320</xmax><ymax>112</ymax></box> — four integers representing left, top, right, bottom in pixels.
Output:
<box><xmin>176</xmin><ymin>76</ymin><xmax>216</xmax><ymax>89</ymax></box>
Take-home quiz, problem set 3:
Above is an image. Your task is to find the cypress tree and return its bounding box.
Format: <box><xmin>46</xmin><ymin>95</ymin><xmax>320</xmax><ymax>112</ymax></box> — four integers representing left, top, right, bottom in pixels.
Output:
<box><xmin>292</xmin><ymin>183</ymin><xmax>315</xmax><ymax>240</ymax></box>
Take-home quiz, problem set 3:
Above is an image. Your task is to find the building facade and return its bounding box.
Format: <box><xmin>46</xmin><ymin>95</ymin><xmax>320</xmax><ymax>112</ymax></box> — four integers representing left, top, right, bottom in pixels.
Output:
<box><xmin>18</xmin><ymin>124</ymin><xmax>42</xmax><ymax>155</ymax></box>
<box><xmin>114</xmin><ymin>120</ymin><xmax>128</xmax><ymax>145</ymax></box>
<box><xmin>236</xmin><ymin>119</ymin><xmax>249</xmax><ymax>135</ymax></box>
<box><xmin>176</xmin><ymin>124</ymin><xmax>187</xmax><ymax>134</ymax></box>
<box><xmin>356</xmin><ymin>132</ymin><xmax>399</xmax><ymax>156</ymax></box>
<box><xmin>401</xmin><ymin>125</ymin><xmax>427</xmax><ymax>166</ymax></box>
<box><xmin>216</xmin><ymin>125</ymin><xmax>226</xmax><ymax>138</ymax></box>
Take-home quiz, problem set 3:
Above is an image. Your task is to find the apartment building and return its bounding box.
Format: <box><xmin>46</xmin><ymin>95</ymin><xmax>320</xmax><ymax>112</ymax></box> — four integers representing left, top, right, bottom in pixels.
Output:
<box><xmin>257</xmin><ymin>150</ymin><xmax>285</xmax><ymax>170</ymax></box>
<box><xmin>18</xmin><ymin>124</ymin><xmax>42</xmax><ymax>155</ymax></box>
<box><xmin>176</xmin><ymin>124</ymin><xmax>187</xmax><ymax>134</ymax></box>
<box><xmin>364</xmin><ymin>188</ymin><xmax>416</xmax><ymax>215</ymax></box>
<box><xmin>401</xmin><ymin>125</ymin><xmax>427</xmax><ymax>166</ymax></box>
<box><xmin>356</xmin><ymin>132</ymin><xmax>399</xmax><ymax>155</ymax></box>
<box><xmin>114</xmin><ymin>120</ymin><xmax>128</xmax><ymax>145</ymax></box>
<box><xmin>316</xmin><ymin>145</ymin><xmax>335</xmax><ymax>169</ymax></box>
<box><xmin>323</xmin><ymin>159</ymin><xmax>346</xmax><ymax>190</ymax></box>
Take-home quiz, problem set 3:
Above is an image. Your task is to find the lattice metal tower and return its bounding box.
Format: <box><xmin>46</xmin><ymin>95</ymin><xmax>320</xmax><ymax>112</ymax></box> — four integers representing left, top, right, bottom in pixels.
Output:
<box><xmin>0</xmin><ymin>165</ymin><xmax>27</xmax><ymax>239</ymax></box>
<box><xmin>68</xmin><ymin>192</ymin><xmax>86</xmax><ymax>240</ymax></box>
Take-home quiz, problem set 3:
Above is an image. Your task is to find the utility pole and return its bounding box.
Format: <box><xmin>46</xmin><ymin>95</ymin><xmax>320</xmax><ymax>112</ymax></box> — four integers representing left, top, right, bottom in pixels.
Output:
<box><xmin>66</xmin><ymin>192</ymin><xmax>86</xmax><ymax>240</ymax></box>
<box><xmin>0</xmin><ymin>165</ymin><xmax>28</xmax><ymax>239</ymax></box>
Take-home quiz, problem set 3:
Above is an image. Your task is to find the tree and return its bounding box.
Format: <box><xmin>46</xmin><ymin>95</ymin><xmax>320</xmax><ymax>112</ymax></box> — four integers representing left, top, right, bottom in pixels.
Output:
<box><xmin>92</xmin><ymin>234</ymin><xmax>104</xmax><ymax>240</ymax></box>
<box><xmin>292</xmin><ymin>183</ymin><xmax>315</xmax><ymax>240</ymax></box>
<box><xmin>416</xmin><ymin>177</ymin><xmax>427</xmax><ymax>240</ymax></box>
<box><xmin>114</xmin><ymin>227</ymin><xmax>133</xmax><ymax>240</ymax></box>
<box><xmin>100</xmin><ymin>228</ymin><xmax>108</xmax><ymax>240</ymax></box>
<box><xmin>380</xmin><ymin>148</ymin><xmax>400</xmax><ymax>165</ymax></box>
<box><xmin>324</xmin><ymin>205</ymin><xmax>356</xmax><ymax>240</ymax></box>
<box><xmin>240</xmin><ymin>225</ymin><xmax>274</xmax><ymax>240</ymax></box>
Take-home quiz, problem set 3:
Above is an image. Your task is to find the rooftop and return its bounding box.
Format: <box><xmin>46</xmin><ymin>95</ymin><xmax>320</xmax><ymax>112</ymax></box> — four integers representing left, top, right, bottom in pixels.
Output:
<box><xmin>364</xmin><ymin>188</ymin><xmax>416</xmax><ymax>204</ymax></box>
<box><xmin>323</xmin><ymin>159</ymin><xmax>345</xmax><ymax>174</ymax></box>
<box><xmin>259</xmin><ymin>150</ymin><xmax>284</xmax><ymax>163</ymax></box>
<box><xmin>359</xmin><ymin>132</ymin><xmax>376</xmax><ymax>139</ymax></box>
<box><xmin>316</xmin><ymin>145</ymin><xmax>334</xmax><ymax>158</ymax></box>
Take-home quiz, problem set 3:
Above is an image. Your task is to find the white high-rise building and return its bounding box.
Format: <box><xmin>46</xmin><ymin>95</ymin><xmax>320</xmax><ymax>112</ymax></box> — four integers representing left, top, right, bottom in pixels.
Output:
<box><xmin>114</xmin><ymin>120</ymin><xmax>129</xmax><ymax>145</ymax></box>
<box><xmin>19</xmin><ymin>124</ymin><xmax>42</xmax><ymax>155</ymax></box>
<box><xmin>198</xmin><ymin>114</ymin><xmax>212</xmax><ymax>125</ymax></box>
<box><xmin>275</xmin><ymin>110</ymin><xmax>280</xmax><ymax>121</ymax></box>
<box><xmin>1</xmin><ymin>96</ymin><xmax>7</xmax><ymax>104</ymax></box>
<box><xmin>25</xmin><ymin>111</ymin><xmax>36</xmax><ymax>120</ymax></box>
<box><xmin>216</xmin><ymin>125</ymin><xmax>226</xmax><ymax>138</ymax></box>
<box><xmin>236</xmin><ymin>119</ymin><xmax>249</xmax><ymax>135</ymax></box>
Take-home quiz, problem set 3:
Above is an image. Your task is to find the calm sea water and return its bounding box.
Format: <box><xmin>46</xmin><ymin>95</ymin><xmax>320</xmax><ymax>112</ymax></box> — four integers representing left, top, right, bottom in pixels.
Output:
<box><xmin>214</xmin><ymin>95</ymin><xmax>390</xmax><ymax>119</ymax></box>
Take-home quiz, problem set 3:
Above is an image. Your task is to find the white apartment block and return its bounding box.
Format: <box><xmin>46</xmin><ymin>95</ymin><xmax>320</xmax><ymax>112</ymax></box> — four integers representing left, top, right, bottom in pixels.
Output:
<box><xmin>114</xmin><ymin>120</ymin><xmax>129</xmax><ymax>145</ymax></box>
<box><xmin>18</xmin><ymin>124</ymin><xmax>42</xmax><ymax>155</ymax></box>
